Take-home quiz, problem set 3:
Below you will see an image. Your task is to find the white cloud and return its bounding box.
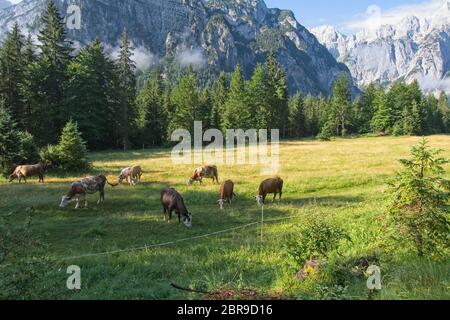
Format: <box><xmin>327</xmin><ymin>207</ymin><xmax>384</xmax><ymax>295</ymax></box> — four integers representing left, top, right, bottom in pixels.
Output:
<box><xmin>176</xmin><ymin>48</ymin><xmax>206</xmax><ymax>68</ymax></box>
<box><xmin>342</xmin><ymin>0</ymin><xmax>450</xmax><ymax>34</ymax></box>
<box><xmin>417</xmin><ymin>75</ymin><xmax>450</xmax><ymax>95</ymax></box>
<box><xmin>109</xmin><ymin>45</ymin><xmax>158</xmax><ymax>71</ymax></box>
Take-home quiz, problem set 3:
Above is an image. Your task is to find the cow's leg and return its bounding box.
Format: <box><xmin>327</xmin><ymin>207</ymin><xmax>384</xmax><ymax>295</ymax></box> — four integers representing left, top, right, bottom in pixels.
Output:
<box><xmin>168</xmin><ymin>206</ymin><xmax>174</xmax><ymax>222</ymax></box>
<box><xmin>163</xmin><ymin>206</ymin><xmax>168</xmax><ymax>221</ymax></box>
<box><xmin>84</xmin><ymin>195</ymin><xmax>88</xmax><ymax>208</ymax></box>
<box><xmin>75</xmin><ymin>197</ymin><xmax>80</xmax><ymax>209</ymax></box>
<box><xmin>273</xmin><ymin>193</ymin><xmax>277</xmax><ymax>203</ymax></box>
<box><xmin>98</xmin><ymin>189</ymin><xmax>105</xmax><ymax>204</ymax></box>
<box><xmin>263</xmin><ymin>194</ymin><xmax>267</xmax><ymax>204</ymax></box>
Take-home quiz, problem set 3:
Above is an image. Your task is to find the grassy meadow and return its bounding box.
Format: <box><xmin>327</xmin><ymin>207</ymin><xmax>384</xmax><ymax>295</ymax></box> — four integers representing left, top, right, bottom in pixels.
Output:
<box><xmin>0</xmin><ymin>135</ymin><xmax>449</xmax><ymax>300</ymax></box>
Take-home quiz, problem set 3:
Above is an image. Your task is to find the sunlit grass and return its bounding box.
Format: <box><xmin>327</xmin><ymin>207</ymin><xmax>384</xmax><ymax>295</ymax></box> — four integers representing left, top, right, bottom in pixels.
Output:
<box><xmin>0</xmin><ymin>135</ymin><xmax>449</xmax><ymax>299</ymax></box>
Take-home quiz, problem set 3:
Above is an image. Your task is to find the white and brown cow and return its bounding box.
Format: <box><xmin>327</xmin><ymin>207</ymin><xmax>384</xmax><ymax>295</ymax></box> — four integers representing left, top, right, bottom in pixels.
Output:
<box><xmin>118</xmin><ymin>166</ymin><xmax>143</xmax><ymax>186</ymax></box>
<box><xmin>187</xmin><ymin>165</ymin><xmax>219</xmax><ymax>185</ymax></box>
<box><xmin>60</xmin><ymin>175</ymin><xmax>118</xmax><ymax>209</ymax></box>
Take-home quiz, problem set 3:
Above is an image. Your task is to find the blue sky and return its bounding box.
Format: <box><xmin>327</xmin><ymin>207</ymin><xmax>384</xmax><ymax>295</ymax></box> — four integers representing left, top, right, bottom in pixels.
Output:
<box><xmin>265</xmin><ymin>0</ymin><xmax>428</xmax><ymax>29</ymax></box>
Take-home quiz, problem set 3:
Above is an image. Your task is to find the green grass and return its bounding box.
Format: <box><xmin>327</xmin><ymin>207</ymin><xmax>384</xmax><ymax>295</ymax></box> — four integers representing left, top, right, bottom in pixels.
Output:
<box><xmin>1</xmin><ymin>135</ymin><xmax>449</xmax><ymax>300</ymax></box>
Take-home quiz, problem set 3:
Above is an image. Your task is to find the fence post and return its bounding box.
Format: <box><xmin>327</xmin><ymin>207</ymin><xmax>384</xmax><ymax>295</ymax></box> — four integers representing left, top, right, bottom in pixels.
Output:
<box><xmin>261</xmin><ymin>205</ymin><xmax>264</xmax><ymax>242</ymax></box>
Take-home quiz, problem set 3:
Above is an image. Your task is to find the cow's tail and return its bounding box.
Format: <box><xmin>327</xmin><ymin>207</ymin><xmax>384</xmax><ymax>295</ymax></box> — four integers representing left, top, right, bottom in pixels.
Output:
<box><xmin>106</xmin><ymin>178</ymin><xmax>119</xmax><ymax>187</ymax></box>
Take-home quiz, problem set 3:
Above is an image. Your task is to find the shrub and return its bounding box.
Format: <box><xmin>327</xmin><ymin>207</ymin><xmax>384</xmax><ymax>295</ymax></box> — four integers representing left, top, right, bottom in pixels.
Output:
<box><xmin>39</xmin><ymin>144</ymin><xmax>62</xmax><ymax>168</ymax></box>
<box><xmin>387</xmin><ymin>138</ymin><xmax>450</xmax><ymax>257</ymax></box>
<box><xmin>286</xmin><ymin>219</ymin><xmax>351</xmax><ymax>266</ymax></box>
<box><xmin>39</xmin><ymin>120</ymin><xmax>91</xmax><ymax>171</ymax></box>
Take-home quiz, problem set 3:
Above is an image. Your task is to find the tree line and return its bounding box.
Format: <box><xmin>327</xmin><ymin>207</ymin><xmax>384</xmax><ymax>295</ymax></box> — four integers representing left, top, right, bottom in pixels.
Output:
<box><xmin>0</xmin><ymin>1</ymin><xmax>449</xmax><ymax>171</ymax></box>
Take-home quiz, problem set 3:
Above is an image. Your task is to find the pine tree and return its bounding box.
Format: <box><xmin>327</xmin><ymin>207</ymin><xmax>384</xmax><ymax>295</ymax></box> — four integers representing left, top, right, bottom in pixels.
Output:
<box><xmin>371</xmin><ymin>88</ymin><xmax>392</xmax><ymax>134</ymax></box>
<box><xmin>0</xmin><ymin>23</ymin><xmax>23</xmax><ymax>126</ymax></box>
<box><xmin>247</xmin><ymin>64</ymin><xmax>270</xmax><ymax>129</ymax></box>
<box><xmin>116</xmin><ymin>30</ymin><xmax>136</xmax><ymax>150</ymax></box>
<box><xmin>63</xmin><ymin>40</ymin><xmax>117</xmax><ymax>149</ymax></box>
<box><xmin>387</xmin><ymin>138</ymin><xmax>450</xmax><ymax>257</ymax></box>
<box><xmin>136</xmin><ymin>70</ymin><xmax>167</xmax><ymax>146</ymax></box>
<box><xmin>330</xmin><ymin>73</ymin><xmax>352</xmax><ymax>136</ymax></box>
<box><xmin>210</xmin><ymin>72</ymin><xmax>228</xmax><ymax>130</ymax></box>
<box><xmin>36</xmin><ymin>0</ymin><xmax>72</xmax><ymax>143</ymax></box>
<box><xmin>266</xmin><ymin>52</ymin><xmax>289</xmax><ymax>136</ymax></box>
<box><xmin>438</xmin><ymin>92</ymin><xmax>450</xmax><ymax>133</ymax></box>
<box><xmin>20</xmin><ymin>35</ymin><xmax>37</xmax><ymax>132</ymax></box>
<box><xmin>168</xmin><ymin>69</ymin><xmax>200</xmax><ymax>136</ymax></box>
<box><xmin>0</xmin><ymin>104</ymin><xmax>22</xmax><ymax>172</ymax></box>
<box><xmin>354</xmin><ymin>83</ymin><xmax>376</xmax><ymax>133</ymax></box>
<box><xmin>57</xmin><ymin>120</ymin><xmax>90</xmax><ymax>171</ymax></box>
<box><xmin>289</xmin><ymin>92</ymin><xmax>306</xmax><ymax>138</ymax></box>
<box><xmin>222</xmin><ymin>65</ymin><xmax>251</xmax><ymax>130</ymax></box>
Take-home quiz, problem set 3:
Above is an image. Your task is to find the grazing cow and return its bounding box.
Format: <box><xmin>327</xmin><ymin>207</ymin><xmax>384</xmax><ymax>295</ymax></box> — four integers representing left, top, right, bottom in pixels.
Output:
<box><xmin>161</xmin><ymin>188</ymin><xmax>193</xmax><ymax>228</ymax></box>
<box><xmin>256</xmin><ymin>177</ymin><xmax>284</xmax><ymax>205</ymax></box>
<box><xmin>188</xmin><ymin>165</ymin><xmax>219</xmax><ymax>185</ymax></box>
<box><xmin>8</xmin><ymin>162</ymin><xmax>50</xmax><ymax>183</ymax></box>
<box><xmin>218</xmin><ymin>180</ymin><xmax>236</xmax><ymax>210</ymax></box>
<box><xmin>60</xmin><ymin>175</ymin><xmax>118</xmax><ymax>209</ymax></box>
<box><xmin>118</xmin><ymin>166</ymin><xmax>143</xmax><ymax>186</ymax></box>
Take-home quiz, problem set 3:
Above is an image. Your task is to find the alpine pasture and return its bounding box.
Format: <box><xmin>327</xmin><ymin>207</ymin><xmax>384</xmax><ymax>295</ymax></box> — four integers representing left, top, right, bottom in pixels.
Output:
<box><xmin>1</xmin><ymin>136</ymin><xmax>449</xmax><ymax>300</ymax></box>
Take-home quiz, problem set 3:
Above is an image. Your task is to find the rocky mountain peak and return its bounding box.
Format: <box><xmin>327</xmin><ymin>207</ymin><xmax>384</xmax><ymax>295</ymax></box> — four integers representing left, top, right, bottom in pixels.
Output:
<box><xmin>0</xmin><ymin>0</ymin><xmax>353</xmax><ymax>95</ymax></box>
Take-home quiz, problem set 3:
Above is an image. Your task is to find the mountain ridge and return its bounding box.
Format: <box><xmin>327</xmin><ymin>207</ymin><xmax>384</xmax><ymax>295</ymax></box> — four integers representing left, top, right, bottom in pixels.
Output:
<box><xmin>312</xmin><ymin>1</ymin><xmax>450</xmax><ymax>93</ymax></box>
<box><xmin>0</xmin><ymin>0</ymin><xmax>353</xmax><ymax>96</ymax></box>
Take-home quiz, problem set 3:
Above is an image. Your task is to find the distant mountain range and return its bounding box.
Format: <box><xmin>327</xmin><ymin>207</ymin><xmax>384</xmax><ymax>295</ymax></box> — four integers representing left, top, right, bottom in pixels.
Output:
<box><xmin>312</xmin><ymin>0</ymin><xmax>450</xmax><ymax>93</ymax></box>
<box><xmin>0</xmin><ymin>0</ymin><xmax>353</xmax><ymax>96</ymax></box>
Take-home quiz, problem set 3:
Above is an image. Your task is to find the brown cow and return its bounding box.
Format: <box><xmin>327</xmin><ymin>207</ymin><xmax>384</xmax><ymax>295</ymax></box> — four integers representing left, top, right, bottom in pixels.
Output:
<box><xmin>8</xmin><ymin>162</ymin><xmax>50</xmax><ymax>183</ymax></box>
<box><xmin>161</xmin><ymin>188</ymin><xmax>193</xmax><ymax>228</ymax></box>
<box><xmin>188</xmin><ymin>165</ymin><xmax>219</xmax><ymax>185</ymax></box>
<box><xmin>218</xmin><ymin>180</ymin><xmax>236</xmax><ymax>210</ymax></box>
<box><xmin>256</xmin><ymin>177</ymin><xmax>284</xmax><ymax>205</ymax></box>
<box><xmin>60</xmin><ymin>175</ymin><xmax>118</xmax><ymax>209</ymax></box>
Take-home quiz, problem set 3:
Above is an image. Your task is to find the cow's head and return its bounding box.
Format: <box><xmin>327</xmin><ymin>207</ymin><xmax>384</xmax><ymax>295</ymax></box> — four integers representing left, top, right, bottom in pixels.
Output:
<box><xmin>218</xmin><ymin>199</ymin><xmax>225</xmax><ymax>210</ymax></box>
<box><xmin>182</xmin><ymin>213</ymin><xmax>193</xmax><ymax>228</ymax></box>
<box><xmin>187</xmin><ymin>178</ymin><xmax>194</xmax><ymax>186</ymax></box>
<box><xmin>59</xmin><ymin>195</ymin><xmax>73</xmax><ymax>208</ymax></box>
<box><xmin>256</xmin><ymin>195</ymin><xmax>264</xmax><ymax>206</ymax></box>
<box><xmin>8</xmin><ymin>173</ymin><xmax>17</xmax><ymax>183</ymax></box>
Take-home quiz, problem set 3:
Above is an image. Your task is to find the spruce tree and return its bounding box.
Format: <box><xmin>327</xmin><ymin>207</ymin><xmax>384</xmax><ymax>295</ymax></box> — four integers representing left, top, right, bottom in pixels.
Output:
<box><xmin>266</xmin><ymin>52</ymin><xmax>289</xmax><ymax>136</ymax></box>
<box><xmin>289</xmin><ymin>92</ymin><xmax>306</xmax><ymax>138</ymax></box>
<box><xmin>63</xmin><ymin>40</ymin><xmax>116</xmax><ymax>149</ymax></box>
<box><xmin>222</xmin><ymin>65</ymin><xmax>251</xmax><ymax>130</ymax></box>
<box><xmin>20</xmin><ymin>35</ymin><xmax>37</xmax><ymax>132</ymax></box>
<box><xmin>136</xmin><ymin>70</ymin><xmax>167</xmax><ymax>146</ymax></box>
<box><xmin>210</xmin><ymin>72</ymin><xmax>228</xmax><ymax>130</ymax></box>
<box><xmin>387</xmin><ymin>138</ymin><xmax>450</xmax><ymax>257</ymax></box>
<box><xmin>330</xmin><ymin>73</ymin><xmax>352</xmax><ymax>136</ymax></box>
<box><xmin>0</xmin><ymin>104</ymin><xmax>22</xmax><ymax>172</ymax></box>
<box><xmin>168</xmin><ymin>69</ymin><xmax>200</xmax><ymax>136</ymax></box>
<box><xmin>0</xmin><ymin>23</ymin><xmax>23</xmax><ymax>126</ymax></box>
<box><xmin>248</xmin><ymin>64</ymin><xmax>270</xmax><ymax>129</ymax></box>
<box><xmin>438</xmin><ymin>92</ymin><xmax>450</xmax><ymax>133</ymax></box>
<box><xmin>57</xmin><ymin>120</ymin><xmax>89</xmax><ymax>171</ymax></box>
<box><xmin>36</xmin><ymin>0</ymin><xmax>72</xmax><ymax>143</ymax></box>
<box><xmin>371</xmin><ymin>88</ymin><xmax>392</xmax><ymax>134</ymax></box>
<box><xmin>116</xmin><ymin>30</ymin><xmax>136</xmax><ymax>150</ymax></box>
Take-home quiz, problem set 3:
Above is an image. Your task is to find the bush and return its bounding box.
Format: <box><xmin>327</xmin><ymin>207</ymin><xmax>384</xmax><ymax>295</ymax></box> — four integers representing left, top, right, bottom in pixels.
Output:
<box><xmin>286</xmin><ymin>219</ymin><xmax>351</xmax><ymax>266</ymax></box>
<box><xmin>39</xmin><ymin>144</ymin><xmax>62</xmax><ymax>168</ymax></box>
